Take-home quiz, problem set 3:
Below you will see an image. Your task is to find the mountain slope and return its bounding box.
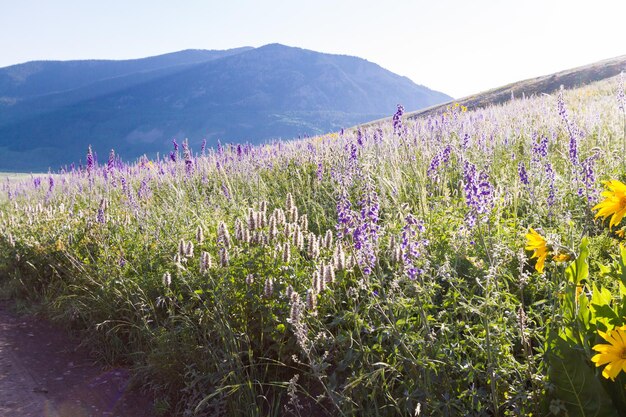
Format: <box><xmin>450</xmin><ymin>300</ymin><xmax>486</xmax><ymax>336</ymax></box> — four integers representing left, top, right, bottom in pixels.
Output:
<box><xmin>0</xmin><ymin>47</ymin><xmax>253</xmax><ymax>101</ymax></box>
<box><xmin>407</xmin><ymin>54</ymin><xmax>626</xmax><ymax>119</ymax></box>
<box><xmin>0</xmin><ymin>44</ymin><xmax>451</xmax><ymax>171</ymax></box>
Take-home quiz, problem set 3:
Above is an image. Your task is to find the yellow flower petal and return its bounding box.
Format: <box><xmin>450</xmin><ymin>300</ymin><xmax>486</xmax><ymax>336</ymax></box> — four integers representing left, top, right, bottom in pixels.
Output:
<box><xmin>592</xmin><ymin>326</ymin><xmax>626</xmax><ymax>380</ymax></box>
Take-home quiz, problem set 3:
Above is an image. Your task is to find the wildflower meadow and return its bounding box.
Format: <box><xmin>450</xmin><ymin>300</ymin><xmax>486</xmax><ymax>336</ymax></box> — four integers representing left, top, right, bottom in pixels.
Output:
<box><xmin>1</xmin><ymin>74</ymin><xmax>626</xmax><ymax>416</ymax></box>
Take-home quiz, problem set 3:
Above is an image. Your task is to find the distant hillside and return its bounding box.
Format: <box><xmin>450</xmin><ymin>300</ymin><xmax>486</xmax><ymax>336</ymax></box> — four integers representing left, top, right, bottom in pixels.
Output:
<box><xmin>0</xmin><ymin>44</ymin><xmax>451</xmax><ymax>171</ymax></box>
<box><xmin>405</xmin><ymin>54</ymin><xmax>626</xmax><ymax>119</ymax></box>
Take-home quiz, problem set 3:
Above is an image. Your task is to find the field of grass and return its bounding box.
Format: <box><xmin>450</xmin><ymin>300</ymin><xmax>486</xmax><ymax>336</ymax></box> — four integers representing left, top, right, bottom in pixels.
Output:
<box><xmin>0</xmin><ymin>172</ymin><xmax>42</xmax><ymax>181</ymax></box>
<box><xmin>0</xmin><ymin>74</ymin><xmax>625</xmax><ymax>416</ymax></box>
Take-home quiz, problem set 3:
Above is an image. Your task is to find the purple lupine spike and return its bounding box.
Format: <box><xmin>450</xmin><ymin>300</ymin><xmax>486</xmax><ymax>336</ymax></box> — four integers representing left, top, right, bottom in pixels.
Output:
<box><xmin>356</xmin><ymin>129</ymin><xmax>363</xmax><ymax>146</ymax></box>
<box><xmin>580</xmin><ymin>153</ymin><xmax>598</xmax><ymax>202</ymax></box>
<box><xmin>427</xmin><ymin>153</ymin><xmax>441</xmax><ymax>180</ymax></box>
<box><xmin>531</xmin><ymin>135</ymin><xmax>549</xmax><ymax>164</ymax></box>
<box><xmin>441</xmin><ymin>145</ymin><xmax>451</xmax><ymax>164</ymax></box>
<box><xmin>96</xmin><ymin>199</ymin><xmax>106</xmax><ymax>224</ymax></box>
<box><xmin>170</xmin><ymin>139</ymin><xmax>179</xmax><ymax>162</ymax></box>
<box><xmin>48</xmin><ymin>175</ymin><xmax>55</xmax><ymax>192</ymax></box>
<box><xmin>557</xmin><ymin>89</ymin><xmax>579</xmax><ymax>166</ymax></box>
<box><xmin>222</xmin><ymin>184</ymin><xmax>231</xmax><ymax>201</ymax></box>
<box><xmin>107</xmin><ymin>149</ymin><xmax>116</xmax><ymax>173</ymax></box>
<box><xmin>316</xmin><ymin>162</ymin><xmax>323</xmax><ymax>181</ymax></box>
<box><xmin>86</xmin><ymin>146</ymin><xmax>94</xmax><ymax>173</ymax></box>
<box><xmin>138</xmin><ymin>178</ymin><xmax>150</xmax><ymax>200</ymax></box>
<box><xmin>201</xmin><ymin>139</ymin><xmax>207</xmax><ymax>156</ymax></box>
<box><xmin>401</xmin><ymin>214</ymin><xmax>428</xmax><ymax>280</ymax></box>
<box><xmin>462</xmin><ymin>133</ymin><xmax>470</xmax><ymax>149</ymax></box>
<box><xmin>463</xmin><ymin>161</ymin><xmax>494</xmax><ymax>226</ymax></box>
<box><xmin>352</xmin><ymin>186</ymin><xmax>381</xmax><ymax>275</ymax></box>
<box><xmin>518</xmin><ymin>162</ymin><xmax>529</xmax><ymax>186</ymax></box>
<box><xmin>336</xmin><ymin>192</ymin><xmax>355</xmax><ymax>239</ymax></box>
<box><xmin>182</xmin><ymin>139</ymin><xmax>194</xmax><ymax>175</ymax></box>
<box><xmin>33</xmin><ymin>177</ymin><xmax>41</xmax><ymax>189</ymax></box>
<box><xmin>393</xmin><ymin>104</ymin><xmax>404</xmax><ymax>136</ymax></box>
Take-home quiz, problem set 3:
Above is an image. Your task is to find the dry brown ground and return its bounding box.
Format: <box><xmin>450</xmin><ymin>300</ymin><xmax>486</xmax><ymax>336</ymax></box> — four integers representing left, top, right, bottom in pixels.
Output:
<box><xmin>0</xmin><ymin>301</ymin><xmax>158</xmax><ymax>417</ymax></box>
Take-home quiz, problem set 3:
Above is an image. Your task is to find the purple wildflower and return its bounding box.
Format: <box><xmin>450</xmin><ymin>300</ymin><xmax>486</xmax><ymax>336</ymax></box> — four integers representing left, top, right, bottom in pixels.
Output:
<box><xmin>427</xmin><ymin>153</ymin><xmax>441</xmax><ymax>180</ymax></box>
<box><xmin>441</xmin><ymin>145</ymin><xmax>451</xmax><ymax>164</ymax></box>
<box><xmin>393</xmin><ymin>104</ymin><xmax>405</xmax><ymax>136</ymax></box>
<box><xmin>86</xmin><ymin>146</ymin><xmax>94</xmax><ymax>173</ymax></box>
<box><xmin>183</xmin><ymin>139</ymin><xmax>194</xmax><ymax>175</ymax></box>
<box><xmin>336</xmin><ymin>192</ymin><xmax>355</xmax><ymax>239</ymax></box>
<box><xmin>580</xmin><ymin>153</ymin><xmax>598</xmax><ymax>202</ymax></box>
<box><xmin>137</xmin><ymin>178</ymin><xmax>150</xmax><ymax>200</ymax></box>
<box><xmin>401</xmin><ymin>214</ymin><xmax>428</xmax><ymax>280</ymax></box>
<box><xmin>356</xmin><ymin>129</ymin><xmax>364</xmax><ymax>146</ymax></box>
<box><xmin>107</xmin><ymin>149</ymin><xmax>116</xmax><ymax>173</ymax></box>
<box><xmin>352</xmin><ymin>186</ymin><xmax>381</xmax><ymax>275</ymax></box>
<box><xmin>201</xmin><ymin>139</ymin><xmax>207</xmax><ymax>156</ymax></box>
<box><xmin>518</xmin><ymin>162</ymin><xmax>529</xmax><ymax>186</ymax></box>
<box><xmin>222</xmin><ymin>184</ymin><xmax>231</xmax><ymax>201</ymax></box>
<box><xmin>463</xmin><ymin>161</ymin><xmax>494</xmax><ymax>226</ymax></box>
<box><xmin>170</xmin><ymin>139</ymin><xmax>179</xmax><ymax>162</ymax></box>
<box><xmin>316</xmin><ymin>162</ymin><xmax>323</xmax><ymax>181</ymax></box>
<box><xmin>350</xmin><ymin>143</ymin><xmax>358</xmax><ymax>162</ymax></box>
<box><xmin>96</xmin><ymin>199</ymin><xmax>106</xmax><ymax>224</ymax></box>
<box><xmin>462</xmin><ymin>133</ymin><xmax>470</xmax><ymax>150</ymax></box>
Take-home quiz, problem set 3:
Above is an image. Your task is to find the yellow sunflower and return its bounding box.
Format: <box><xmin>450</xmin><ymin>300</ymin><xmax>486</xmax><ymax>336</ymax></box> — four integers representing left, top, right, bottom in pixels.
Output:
<box><xmin>591</xmin><ymin>326</ymin><xmax>626</xmax><ymax>381</ymax></box>
<box><xmin>593</xmin><ymin>180</ymin><xmax>626</xmax><ymax>229</ymax></box>
<box><xmin>525</xmin><ymin>228</ymin><xmax>549</xmax><ymax>273</ymax></box>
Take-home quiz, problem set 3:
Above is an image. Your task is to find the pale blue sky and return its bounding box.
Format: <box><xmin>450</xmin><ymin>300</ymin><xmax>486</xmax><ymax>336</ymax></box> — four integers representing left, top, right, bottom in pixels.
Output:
<box><xmin>1</xmin><ymin>0</ymin><xmax>624</xmax><ymax>98</ymax></box>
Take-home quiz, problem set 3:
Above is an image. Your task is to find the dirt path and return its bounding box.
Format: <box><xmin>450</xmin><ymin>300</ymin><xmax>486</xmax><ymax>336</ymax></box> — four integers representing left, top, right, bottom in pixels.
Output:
<box><xmin>0</xmin><ymin>301</ymin><xmax>158</xmax><ymax>417</ymax></box>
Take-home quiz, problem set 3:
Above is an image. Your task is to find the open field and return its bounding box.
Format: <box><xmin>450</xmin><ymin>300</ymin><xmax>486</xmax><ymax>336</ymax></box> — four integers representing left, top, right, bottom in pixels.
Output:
<box><xmin>0</xmin><ymin>172</ymin><xmax>39</xmax><ymax>181</ymax></box>
<box><xmin>0</xmin><ymin>74</ymin><xmax>625</xmax><ymax>416</ymax></box>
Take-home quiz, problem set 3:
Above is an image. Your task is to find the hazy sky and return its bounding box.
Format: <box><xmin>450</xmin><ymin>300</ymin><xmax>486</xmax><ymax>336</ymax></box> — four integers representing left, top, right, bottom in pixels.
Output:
<box><xmin>1</xmin><ymin>0</ymin><xmax>624</xmax><ymax>98</ymax></box>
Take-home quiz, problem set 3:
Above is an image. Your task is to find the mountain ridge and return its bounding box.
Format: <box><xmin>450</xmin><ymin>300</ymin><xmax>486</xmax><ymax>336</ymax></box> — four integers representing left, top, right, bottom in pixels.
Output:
<box><xmin>0</xmin><ymin>44</ymin><xmax>451</xmax><ymax>171</ymax></box>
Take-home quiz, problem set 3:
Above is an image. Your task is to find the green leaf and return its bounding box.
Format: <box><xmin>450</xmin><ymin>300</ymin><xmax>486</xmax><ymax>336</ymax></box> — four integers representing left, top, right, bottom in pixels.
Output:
<box><xmin>618</xmin><ymin>244</ymin><xmax>626</xmax><ymax>288</ymax></box>
<box><xmin>548</xmin><ymin>337</ymin><xmax>618</xmax><ymax>417</ymax></box>
<box><xmin>590</xmin><ymin>283</ymin><xmax>618</xmax><ymax>328</ymax></box>
<box><xmin>566</xmin><ymin>237</ymin><xmax>590</xmax><ymax>285</ymax></box>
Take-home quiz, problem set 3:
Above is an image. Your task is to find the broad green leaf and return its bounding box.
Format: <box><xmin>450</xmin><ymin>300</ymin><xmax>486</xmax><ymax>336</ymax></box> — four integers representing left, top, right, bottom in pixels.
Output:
<box><xmin>548</xmin><ymin>337</ymin><xmax>618</xmax><ymax>417</ymax></box>
<box><xmin>590</xmin><ymin>283</ymin><xmax>618</xmax><ymax>329</ymax></box>
<box><xmin>566</xmin><ymin>237</ymin><xmax>590</xmax><ymax>285</ymax></box>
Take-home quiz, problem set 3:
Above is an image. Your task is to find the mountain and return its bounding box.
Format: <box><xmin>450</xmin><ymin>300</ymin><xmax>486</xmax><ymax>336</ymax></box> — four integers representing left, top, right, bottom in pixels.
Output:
<box><xmin>404</xmin><ymin>54</ymin><xmax>626</xmax><ymax>120</ymax></box>
<box><xmin>0</xmin><ymin>44</ymin><xmax>451</xmax><ymax>171</ymax></box>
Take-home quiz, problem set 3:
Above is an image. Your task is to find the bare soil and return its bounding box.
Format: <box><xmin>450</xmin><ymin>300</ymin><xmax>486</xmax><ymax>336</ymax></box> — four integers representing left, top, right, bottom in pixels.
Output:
<box><xmin>0</xmin><ymin>301</ymin><xmax>158</xmax><ymax>417</ymax></box>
